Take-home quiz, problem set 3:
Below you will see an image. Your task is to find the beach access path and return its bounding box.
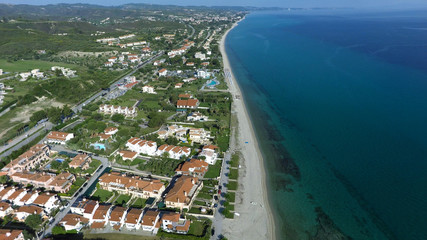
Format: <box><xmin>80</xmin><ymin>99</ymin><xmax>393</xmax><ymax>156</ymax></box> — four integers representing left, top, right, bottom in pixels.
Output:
<box><xmin>216</xmin><ymin>19</ymin><xmax>276</xmax><ymax>240</ymax></box>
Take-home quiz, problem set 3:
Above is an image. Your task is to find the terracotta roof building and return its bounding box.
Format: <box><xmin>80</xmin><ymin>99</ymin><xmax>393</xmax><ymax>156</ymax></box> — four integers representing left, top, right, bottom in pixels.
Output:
<box><xmin>176</xmin><ymin>159</ymin><xmax>209</xmax><ymax>178</ymax></box>
<box><xmin>0</xmin><ymin>229</ymin><xmax>24</xmax><ymax>240</ymax></box>
<box><xmin>69</xmin><ymin>154</ymin><xmax>92</xmax><ymax>170</ymax></box>
<box><xmin>176</xmin><ymin>99</ymin><xmax>199</xmax><ymax>109</ymax></box>
<box><xmin>46</xmin><ymin>131</ymin><xmax>74</xmax><ymax>145</ymax></box>
<box><xmin>99</xmin><ymin>172</ymin><xmax>165</xmax><ymax>200</ymax></box>
<box><xmin>2</xmin><ymin>144</ymin><xmax>50</xmax><ymax>174</ymax></box>
<box><xmin>164</xmin><ymin>175</ymin><xmax>203</xmax><ymax>210</ymax></box>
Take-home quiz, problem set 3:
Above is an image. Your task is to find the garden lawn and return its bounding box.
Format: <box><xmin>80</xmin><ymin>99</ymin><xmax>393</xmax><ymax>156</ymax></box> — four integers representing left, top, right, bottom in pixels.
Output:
<box><xmin>91</xmin><ymin>189</ymin><xmax>113</xmax><ymax>202</ymax></box>
<box><xmin>204</xmin><ymin>160</ymin><xmax>222</xmax><ymax>179</ymax></box>
<box><xmin>114</xmin><ymin>194</ymin><xmax>131</xmax><ymax>206</ymax></box>
<box><xmin>131</xmin><ymin>198</ymin><xmax>146</xmax><ymax>208</ymax></box>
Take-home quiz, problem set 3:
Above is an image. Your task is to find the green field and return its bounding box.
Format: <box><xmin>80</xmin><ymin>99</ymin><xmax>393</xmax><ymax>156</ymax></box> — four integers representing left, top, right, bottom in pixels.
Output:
<box><xmin>228</xmin><ymin>168</ymin><xmax>239</xmax><ymax>180</ymax></box>
<box><xmin>227</xmin><ymin>180</ymin><xmax>238</xmax><ymax>191</ymax></box>
<box><xmin>0</xmin><ymin>59</ymin><xmax>79</xmax><ymax>72</ymax></box>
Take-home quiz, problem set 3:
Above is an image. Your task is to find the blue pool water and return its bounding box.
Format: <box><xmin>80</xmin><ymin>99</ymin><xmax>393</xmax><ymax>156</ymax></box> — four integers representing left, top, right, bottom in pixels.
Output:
<box><xmin>55</xmin><ymin>158</ymin><xmax>64</xmax><ymax>163</ymax></box>
<box><xmin>207</xmin><ymin>79</ymin><xmax>219</xmax><ymax>86</ymax></box>
<box><xmin>91</xmin><ymin>143</ymin><xmax>106</xmax><ymax>150</ymax></box>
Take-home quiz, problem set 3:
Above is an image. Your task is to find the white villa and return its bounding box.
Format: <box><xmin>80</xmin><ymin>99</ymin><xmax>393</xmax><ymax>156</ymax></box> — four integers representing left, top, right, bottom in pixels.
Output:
<box><xmin>187</xmin><ymin>112</ymin><xmax>208</xmax><ymax>121</ymax></box>
<box><xmin>126</xmin><ymin>137</ymin><xmax>157</xmax><ymax>155</ymax></box>
<box><xmin>188</xmin><ymin>128</ymin><xmax>211</xmax><ymax>144</ymax></box>
<box><xmin>200</xmin><ymin>145</ymin><xmax>219</xmax><ymax>165</ymax></box>
<box><xmin>142</xmin><ymin>85</ymin><xmax>156</xmax><ymax>94</ymax></box>
<box><xmin>99</xmin><ymin>105</ymin><xmax>137</xmax><ymax>117</ymax></box>
<box><xmin>156</xmin><ymin>144</ymin><xmax>191</xmax><ymax>160</ymax></box>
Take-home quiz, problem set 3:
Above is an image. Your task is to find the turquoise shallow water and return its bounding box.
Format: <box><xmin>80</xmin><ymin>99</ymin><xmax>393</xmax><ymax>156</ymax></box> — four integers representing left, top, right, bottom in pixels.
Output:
<box><xmin>226</xmin><ymin>10</ymin><xmax>427</xmax><ymax>240</ymax></box>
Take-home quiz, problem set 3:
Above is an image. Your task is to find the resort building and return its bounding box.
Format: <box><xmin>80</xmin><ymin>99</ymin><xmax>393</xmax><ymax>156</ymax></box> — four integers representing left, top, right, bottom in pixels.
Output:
<box><xmin>176</xmin><ymin>99</ymin><xmax>199</xmax><ymax>109</ymax></box>
<box><xmin>15</xmin><ymin>205</ymin><xmax>45</xmax><ymax>222</ymax></box>
<box><xmin>14</xmin><ymin>191</ymin><xmax>38</xmax><ymax>206</ymax></box>
<box><xmin>32</xmin><ymin>192</ymin><xmax>59</xmax><ymax>212</ymax></box>
<box><xmin>161</xmin><ymin>212</ymin><xmax>191</xmax><ymax>234</ymax></box>
<box><xmin>141</xmin><ymin>210</ymin><xmax>161</xmax><ymax>234</ymax></box>
<box><xmin>0</xmin><ymin>229</ymin><xmax>25</xmax><ymax>240</ymax></box>
<box><xmin>124</xmin><ymin>208</ymin><xmax>143</xmax><ymax>230</ymax></box>
<box><xmin>70</xmin><ymin>199</ymin><xmax>99</xmax><ymax>221</ymax></box>
<box><xmin>126</xmin><ymin>137</ymin><xmax>157</xmax><ymax>155</ymax></box>
<box><xmin>200</xmin><ymin>145</ymin><xmax>219</xmax><ymax>165</ymax></box>
<box><xmin>59</xmin><ymin>213</ymin><xmax>89</xmax><ymax>231</ymax></box>
<box><xmin>46</xmin><ymin>131</ymin><xmax>74</xmax><ymax>145</ymax></box>
<box><xmin>104</xmin><ymin>127</ymin><xmax>118</xmax><ymax>135</ymax></box>
<box><xmin>2</xmin><ymin>144</ymin><xmax>50</xmax><ymax>174</ymax></box>
<box><xmin>10</xmin><ymin>172</ymin><xmax>75</xmax><ymax>193</ymax></box>
<box><xmin>156</xmin><ymin>144</ymin><xmax>191</xmax><ymax>160</ymax></box>
<box><xmin>188</xmin><ymin>128</ymin><xmax>211</xmax><ymax>144</ymax></box>
<box><xmin>98</xmin><ymin>172</ymin><xmax>165</xmax><ymax>200</ymax></box>
<box><xmin>99</xmin><ymin>105</ymin><xmax>137</xmax><ymax>117</ymax></box>
<box><xmin>164</xmin><ymin>175</ymin><xmax>203</xmax><ymax>210</ymax></box>
<box><xmin>109</xmin><ymin>206</ymin><xmax>127</xmax><ymax>228</ymax></box>
<box><xmin>175</xmin><ymin>83</ymin><xmax>184</xmax><ymax>88</ymax></box>
<box><xmin>90</xmin><ymin>204</ymin><xmax>112</xmax><ymax>225</ymax></box>
<box><xmin>0</xmin><ymin>202</ymin><xmax>13</xmax><ymax>217</ymax></box>
<box><xmin>69</xmin><ymin>154</ymin><xmax>92</xmax><ymax>170</ymax></box>
<box><xmin>118</xmin><ymin>150</ymin><xmax>138</xmax><ymax>161</ymax></box>
<box><xmin>187</xmin><ymin>112</ymin><xmax>208</xmax><ymax>122</ymax></box>
<box><xmin>175</xmin><ymin>159</ymin><xmax>209</xmax><ymax>178</ymax></box>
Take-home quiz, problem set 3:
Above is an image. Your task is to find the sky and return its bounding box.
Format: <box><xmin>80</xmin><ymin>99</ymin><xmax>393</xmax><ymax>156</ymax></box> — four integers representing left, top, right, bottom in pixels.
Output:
<box><xmin>0</xmin><ymin>0</ymin><xmax>427</xmax><ymax>9</ymax></box>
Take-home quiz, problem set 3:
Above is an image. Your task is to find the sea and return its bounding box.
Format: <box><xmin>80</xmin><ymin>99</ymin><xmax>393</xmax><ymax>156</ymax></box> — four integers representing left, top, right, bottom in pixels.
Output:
<box><xmin>225</xmin><ymin>9</ymin><xmax>427</xmax><ymax>240</ymax></box>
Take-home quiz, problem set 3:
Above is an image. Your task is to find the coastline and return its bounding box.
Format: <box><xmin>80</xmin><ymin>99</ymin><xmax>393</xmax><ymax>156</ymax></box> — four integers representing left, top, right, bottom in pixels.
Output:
<box><xmin>220</xmin><ymin>17</ymin><xmax>276</xmax><ymax>240</ymax></box>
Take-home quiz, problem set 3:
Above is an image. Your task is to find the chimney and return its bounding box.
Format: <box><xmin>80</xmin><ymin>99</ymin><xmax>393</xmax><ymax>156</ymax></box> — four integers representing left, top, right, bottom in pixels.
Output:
<box><xmin>6</xmin><ymin>232</ymin><xmax>11</xmax><ymax>237</ymax></box>
<box><xmin>183</xmin><ymin>191</ymin><xmax>187</xmax><ymax>197</ymax></box>
<box><xmin>191</xmin><ymin>178</ymin><xmax>194</xmax><ymax>185</ymax></box>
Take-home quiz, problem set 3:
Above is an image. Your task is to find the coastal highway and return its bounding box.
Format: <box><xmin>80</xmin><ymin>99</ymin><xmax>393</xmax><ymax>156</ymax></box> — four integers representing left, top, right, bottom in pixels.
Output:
<box><xmin>72</xmin><ymin>51</ymin><xmax>164</xmax><ymax>113</ymax></box>
<box><xmin>0</xmin><ymin>122</ymin><xmax>54</xmax><ymax>159</ymax></box>
<box><xmin>39</xmin><ymin>145</ymin><xmax>109</xmax><ymax>239</ymax></box>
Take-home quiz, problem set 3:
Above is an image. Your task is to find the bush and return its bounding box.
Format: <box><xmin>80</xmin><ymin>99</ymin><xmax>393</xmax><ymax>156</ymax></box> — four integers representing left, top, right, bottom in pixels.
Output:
<box><xmin>52</xmin><ymin>225</ymin><xmax>66</xmax><ymax>235</ymax></box>
<box><xmin>25</xmin><ymin>214</ymin><xmax>42</xmax><ymax>230</ymax></box>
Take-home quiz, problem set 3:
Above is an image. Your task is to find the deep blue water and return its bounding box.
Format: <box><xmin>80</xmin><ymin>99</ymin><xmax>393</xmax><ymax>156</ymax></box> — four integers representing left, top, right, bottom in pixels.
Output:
<box><xmin>226</xmin><ymin>10</ymin><xmax>427</xmax><ymax>240</ymax></box>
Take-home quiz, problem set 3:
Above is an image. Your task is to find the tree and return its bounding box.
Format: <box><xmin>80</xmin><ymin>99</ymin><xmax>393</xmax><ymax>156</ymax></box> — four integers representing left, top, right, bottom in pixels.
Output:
<box><xmin>47</xmin><ymin>107</ymin><xmax>62</xmax><ymax>123</ymax></box>
<box><xmin>25</xmin><ymin>214</ymin><xmax>42</xmax><ymax>230</ymax></box>
<box><xmin>30</xmin><ymin>110</ymin><xmax>47</xmax><ymax>123</ymax></box>
<box><xmin>0</xmin><ymin>175</ymin><xmax>9</xmax><ymax>184</ymax></box>
<box><xmin>62</xmin><ymin>105</ymin><xmax>72</xmax><ymax>117</ymax></box>
<box><xmin>50</xmin><ymin>160</ymin><xmax>61</xmax><ymax>170</ymax></box>
<box><xmin>165</xmin><ymin>136</ymin><xmax>179</xmax><ymax>145</ymax></box>
<box><xmin>111</xmin><ymin>114</ymin><xmax>125</xmax><ymax>123</ymax></box>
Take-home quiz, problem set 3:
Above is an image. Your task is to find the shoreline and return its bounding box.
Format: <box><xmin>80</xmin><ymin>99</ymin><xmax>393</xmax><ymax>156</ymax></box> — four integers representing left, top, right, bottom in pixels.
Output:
<box><xmin>220</xmin><ymin>17</ymin><xmax>277</xmax><ymax>240</ymax></box>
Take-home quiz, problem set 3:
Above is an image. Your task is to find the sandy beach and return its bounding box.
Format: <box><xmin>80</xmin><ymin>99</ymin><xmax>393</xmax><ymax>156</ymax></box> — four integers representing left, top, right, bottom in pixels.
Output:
<box><xmin>220</xmin><ymin>18</ymin><xmax>276</xmax><ymax>240</ymax></box>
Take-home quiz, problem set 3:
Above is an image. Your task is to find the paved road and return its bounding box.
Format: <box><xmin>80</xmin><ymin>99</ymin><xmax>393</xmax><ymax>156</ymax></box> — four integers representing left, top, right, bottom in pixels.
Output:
<box><xmin>73</xmin><ymin>51</ymin><xmax>164</xmax><ymax>113</ymax></box>
<box><xmin>0</xmin><ymin>103</ymin><xmax>17</xmax><ymax>118</ymax></box>
<box><xmin>40</xmin><ymin>145</ymin><xmax>110</xmax><ymax>239</ymax></box>
<box><xmin>0</xmin><ymin>122</ymin><xmax>54</xmax><ymax>158</ymax></box>
<box><xmin>211</xmin><ymin>151</ymin><xmax>231</xmax><ymax>240</ymax></box>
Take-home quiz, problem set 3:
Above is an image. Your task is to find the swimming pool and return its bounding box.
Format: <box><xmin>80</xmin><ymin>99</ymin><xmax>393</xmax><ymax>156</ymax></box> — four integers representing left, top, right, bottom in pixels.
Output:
<box><xmin>91</xmin><ymin>143</ymin><xmax>106</xmax><ymax>150</ymax></box>
<box><xmin>207</xmin><ymin>79</ymin><xmax>219</xmax><ymax>87</ymax></box>
<box><xmin>56</xmin><ymin>158</ymin><xmax>65</xmax><ymax>163</ymax></box>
